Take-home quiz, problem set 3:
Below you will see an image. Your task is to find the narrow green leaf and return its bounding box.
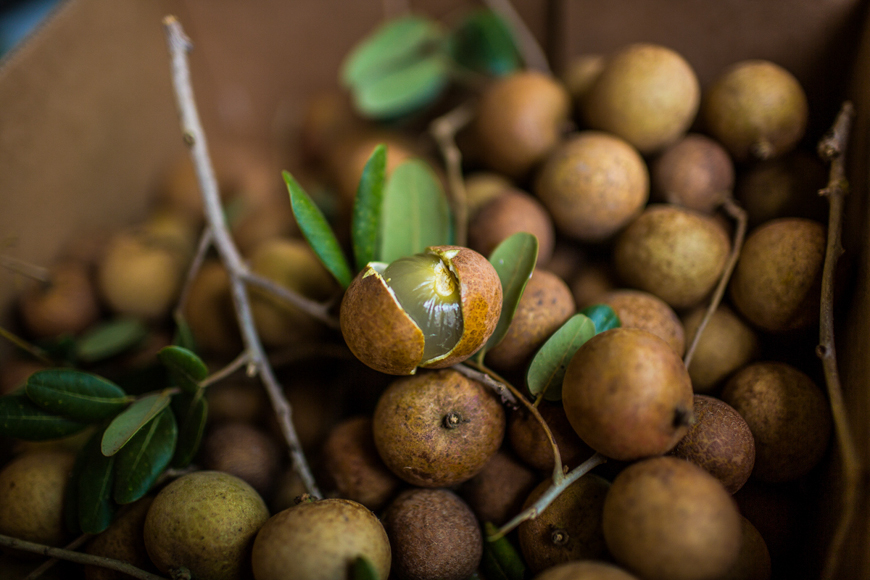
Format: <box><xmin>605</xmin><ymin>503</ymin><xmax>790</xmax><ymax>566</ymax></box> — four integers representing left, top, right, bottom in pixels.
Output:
<box><xmin>284</xmin><ymin>171</ymin><xmax>354</xmax><ymax>289</ymax></box>
<box><xmin>352</xmin><ymin>144</ymin><xmax>387</xmax><ymax>271</ymax></box>
<box><xmin>379</xmin><ymin>159</ymin><xmax>452</xmax><ymax>264</ymax></box>
<box><xmin>25</xmin><ymin>369</ymin><xmax>130</xmax><ymax>422</ymax></box>
<box><xmin>75</xmin><ymin>317</ymin><xmax>148</xmax><ymax>363</ymax></box>
<box><xmin>170</xmin><ymin>392</ymin><xmax>208</xmax><ymax>469</ymax></box>
<box><xmin>114</xmin><ymin>409</ymin><xmax>177</xmax><ymax>504</ymax></box>
<box><xmin>157</xmin><ymin>346</ymin><xmax>208</xmax><ymax>395</ymax></box>
<box><xmin>101</xmin><ymin>392</ymin><xmax>171</xmax><ymax>456</ymax></box>
<box><xmin>527</xmin><ymin>314</ymin><xmax>596</xmax><ymax>402</ymax></box>
<box><xmin>78</xmin><ymin>429</ymin><xmax>116</xmax><ymax>534</ymax></box>
<box><xmin>482</xmin><ymin>233</ymin><xmax>539</xmax><ymax>355</ymax></box>
<box><xmin>353</xmin><ymin>53</ymin><xmax>451</xmax><ymax>119</ymax></box>
<box><xmin>0</xmin><ymin>393</ymin><xmax>88</xmax><ymax>441</ymax></box>
<box><xmin>581</xmin><ymin>303</ymin><xmax>621</xmax><ymax>333</ymax></box>
<box><xmin>448</xmin><ymin>9</ymin><xmax>522</xmax><ymax>77</ymax></box>
<box><xmin>172</xmin><ymin>312</ymin><xmax>198</xmax><ymax>353</ymax></box>
<box><xmin>481</xmin><ymin>522</ymin><xmax>527</xmax><ymax>580</ymax></box>
<box><xmin>341</xmin><ymin>15</ymin><xmax>444</xmax><ymax>88</ymax></box>
<box><xmin>351</xmin><ymin>555</ymin><xmax>381</xmax><ymax>580</ymax></box>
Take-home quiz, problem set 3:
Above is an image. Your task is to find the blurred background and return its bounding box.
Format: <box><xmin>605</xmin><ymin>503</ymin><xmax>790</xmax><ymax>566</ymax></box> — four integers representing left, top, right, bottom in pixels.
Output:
<box><xmin>0</xmin><ymin>0</ymin><xmax>61</xmax><ymax>57</ymax></box>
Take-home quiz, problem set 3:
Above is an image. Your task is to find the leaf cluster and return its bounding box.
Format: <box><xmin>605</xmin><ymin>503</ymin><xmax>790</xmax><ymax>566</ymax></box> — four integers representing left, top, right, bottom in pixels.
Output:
<box><xmin>0</xmin><ymin>345</ymin><xmax>209</xmax><ymax>534</ymax></box>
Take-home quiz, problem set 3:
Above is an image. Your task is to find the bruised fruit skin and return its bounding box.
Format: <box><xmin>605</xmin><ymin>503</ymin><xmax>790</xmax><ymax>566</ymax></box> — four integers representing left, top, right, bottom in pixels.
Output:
<box><xmin>721</xmin><ymin>362</ymin><xmax>832</xmax><ymax>483</ymax></box>
<box><xmin>603</xmin><ymin>456</ymin><xmax>742</xmax><ymax>580</ymax></box>
<box><xmin>383</xmin><ymin>488</ymin><xmax>481</xmax><ymax>580</ymax></box>
<box><xmin>562</xmin><ymin>328</ymin><xmax>694</xmax><ymax>461</ymax></box>
<box><xmin>252</xmin><ymin>498</ymin><xmax>391</xmax><ymax>580</ymax></box>
<box><xmin>372</xmin><ymin>368</ymin><xmax>505</xmax><ymax>487</ymax></box>
<box><xmin>729</xmin><ymin>218</ymin><xmax>825</xmax><ymax>333</ymax></box>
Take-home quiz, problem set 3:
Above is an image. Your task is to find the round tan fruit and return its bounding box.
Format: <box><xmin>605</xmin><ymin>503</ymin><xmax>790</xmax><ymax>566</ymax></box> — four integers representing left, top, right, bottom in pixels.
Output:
<box><xmin>681</xmin><ymin>305</ymin><xmax>759</xmax><ymax>392</ymax></box>
<box><xmin>468</xmin><ymin>189</ymin><xmax>555</xmax><ymax>265</ymax></box>
<box><xmin>535</xmin><ymin>561</ymin><xmax>640</xmax><ymax>580</ymax></box>
<box><xmin>650</xmin><ymin>133</ymin><xmax>734</xmax><ymax>213</ymax></box>
<box><xmin>18</xmin><ymin>259</ymin><xmax>100</xmax><ymax>339</ymax></box>
<box><xmin>599</xmin><ymin>289</ymin><xmax>685</xmax><ymax>355</ymax></box>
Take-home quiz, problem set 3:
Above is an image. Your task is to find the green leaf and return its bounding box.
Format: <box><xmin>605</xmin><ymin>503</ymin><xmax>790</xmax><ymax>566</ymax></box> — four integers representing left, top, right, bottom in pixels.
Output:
<box><xmin>114</xmin><ymin>408</ymin><xmax>177</xmax><ymax>504</ymax></box>
<box><xmin>481</xmin><ymin>233</ymin><xmax>539</xmax><ymax>356</ymax></box>
<box><xmin>157</xmin><ymin>346</ymin><xmax>208</xmax><ymax>395</ymax></box>
<box><xmin>284</xmin><ymin>171</ymin><xmax>354</xmax><ymax>289</ymax></box>
<box><xmin>170</xmin><ymin>392</ymin><xmax>208</xmax><ymax>469</ymax></box>
<box><xmin>481</xmin><ymin>523</ymin><xmax>527</xmax><ymax>580</ymax></box>
<box><xmin>0</xmin><ymin>393</ymin><xmax>88</xmax><ymax>441</ymax></box>
<box><xmin>172</xmin><ymin>312</ymin><xmax>198</xmax><ymax>352</ymax></box>
<box><xmin>352</xmin><ymin>144</ymin><xmax>387</xmax><ymax>271</ymax></box>
<box><xmin>25</xmin><ymin>369</ymin><xmax>130</xmax><ymax>422</ymax></box>
<box><xmin>352</xmin><ymin>53</ymin><xmax>451</xmax><ymax>119</ymax></box>
<box><xmin>448</xmin><ymin>9</ymin><xmax>522</xmax><ymax>77</ymax></box>
<box><xmin>78</xmin><ymin>429</ymin><xmax>117</xmax><ymax>534</ymax></box>
<box><xmin>351</xmin><ymin>555</ymin><xmax>381</xmax><ymax>580</ymax></box>
<box><xmin>527</xmin><ymin>314</ymin><xmax>596</xmax><ymax>402</ymax></box>
<box><xmin>75</xmin><ymin>317</ymin><xmax>148</xmax><ymax>363</ymax></box>
<box><xmin>101</xmin><ymin>392</ymin><xmax>172</xmax><ymax>456</ymax></box>
<box><xmin>379</xmin><ymin>159</ymin><xmax>452</xmax><ymax>264</ymax></box>
<box><xmin>341</xmin><ymin>15</ymin><xmax>444</xmax><ymax>88</ymax></box>
<box><xmin>581</xmin><ymin>303</ymin><xmax>621</xmax><ymax>333</ymax></box>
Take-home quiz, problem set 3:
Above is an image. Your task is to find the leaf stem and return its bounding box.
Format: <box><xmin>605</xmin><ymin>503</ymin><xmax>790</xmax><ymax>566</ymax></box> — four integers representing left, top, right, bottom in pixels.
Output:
<box><xmin>0</xmin><ymin>534</ymin><xmax>168</xmax><ymax>580</ymax></box>
<box><xmin>429</xmin><ymin>101</ymin><xmax>476</xmax><ymax>247</ymax></box>
<box><xmin>815</xmin><ymin>101</ymin><xmax>861</xmax><ymax>580</ymax></box>
<box><xmin>240</xmin><ymin>271</ymin><xmax>339</xmax><ymax>329</ymax></box>
<box><xmin>481</xmin><ymin>0</ymin><xmax>550</xmax><ymax>74</ymax></box>
<box><xmin>0</xmin><ymin>326</ymin><xmax>54</xmax><ymax>366</ymax></box>
<box><xmin>162</xmin><ymin>15</ymin><xmax>320</xmax><ymax>497</ymax></box>
<box><xmin>199</xmin><ymin>351</ymin><xmax>250</xmax><ymax>389</ymax></box>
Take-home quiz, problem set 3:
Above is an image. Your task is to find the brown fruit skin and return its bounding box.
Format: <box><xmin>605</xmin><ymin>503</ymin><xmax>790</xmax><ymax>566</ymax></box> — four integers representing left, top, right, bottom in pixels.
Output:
<box><xmin>729</xmin><ymin>218</ymin><xmax>825</xmax><ymax>333</ymax></box>
<box><xmin>719</xmin><ymin>516</ymin><xmax>772</xmax><ymax>580</ymax></box>
<box><xmin>18</xmin><ymin>260</ymin><xmax>100</xmax><ymax>339</ymax></box>
<box><xmin>198</xmin><ymin>422</ymin><xmax>283</xmax><ymax>499</ymax></box>
<box><xmin>144</xmin><ymin>471</ymin><xmax>270</xmax><ymax>580</ymax></box>
<box><xmin>372</xmin><ymin>369</ymin><xmax>505</xmax><ymax>487</ymax></box>
<box><xmin>650</xmin><ymin>133</ymin><xmax>734</xmax><ymax>214</ymax></box>
<box><xmin>583</xmin><ymin>43</ymin><xmax>700</xmax><ymax>155</ymax></box>
<box><xmin>321</xmin><ymin>416</ymin><xmax>402</xmax><ymax>512</ymax></box>
<box><xmin>473</xmin><ymin>70</ymin><xmax>571</xmax><ymax>180</ymax></box>
<box><xmin>252</xmin><ymin>498</ymin><xmax>391</xmax><ymax>580</ymax></box>
<box><xmin>681</xmin><ymin>305</ymin><xmax>759</xmax><ymax>393</ymax></box>
<box><xmin>720</xmin><ymin>362</ymin><xmax>832</xmax><ymax>483</ymax></box>
<box><xmin>464</xmin><ymin>172</ymin><xmax>514</xmax><ymax>219</ymax></box>
<box><xmin>84</xmin><ymin>497</ymin><xmax>156</xmax><ymax>580</ymax></box>
<box><xmin>383</xmin><ymin>488</ymin><xmax>481</xmax><ymax>580</ymax></box>
<box><xmin>535</xmin><ymin>561</ymin><xmax>640</xmax><ymax>580</ymax></box>
<box><xmin>668</xmin><ymin>395</ymin><xmax>756</xmax><ymax>494</ymax></box>
<box><xmin>458</xmin><ymin>449</ymin><xmax>539</xmax><ymax>526</ymax></box>
<box><xmin>0</xmin><ymin>451</ymin><xmax>75</xmax><ymax>549</ymax></box>
<box><xmin>603</xmin><ymin>456</ymin><xmax>742</xmax><ymax>580</ymax></box>
<box><xmin>613</xmin><ymin>204</ymin><xmax>730</xmax><ymax>309</ymax></box>
<box><xmin>561</xmin><ymin>54</ymin><xmax>606</xmax><ymax>106</ymax></box>
<box><xmin>486</xmin><ymin>269</ymin><xmax>575</xmax><ymax>374</ymax></box>
<box><xmin>600</xmin><ymin>289</ymin><xmax>685</xmax><ymax>356</ymax></box>
<box><xmin>535</xmin><ymin>131</ymin><xmax>649</xmax><ymax>243</ymax></box>
<box><xmin>182</xmin><ymin>259</ymin><xmax>241</xmax><ymax>355</ymax></box>
<box><xmin>562</xmin><ymin>328</ymin><xmax>694</xmax><ymax>461</ymax></box>
<box><xmin>518</xmin><ymin>474</ymin><xmax>611</xmax><ymax>573</ymax></box>
<box><xmin>508</xmin><ymin>401</ymin><xmax>595</xmax><ymax>472</ymax></box>
<box><xmin>468</xmin><ymin>189</ymin><xmax>555</xmax><ymax>265</ymax></box>
<box><xmin>702</xmin><ymin>60</ymin><xmax>808</xmax><ymax>162</ymax></box>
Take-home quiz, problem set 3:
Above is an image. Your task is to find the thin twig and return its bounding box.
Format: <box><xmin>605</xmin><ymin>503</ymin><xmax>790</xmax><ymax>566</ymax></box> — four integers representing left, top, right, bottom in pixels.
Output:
<box><xmin>0</xmin><ymin>326</ymin><xmax>54</xmax><ymax>366</ymax></box>
<box><xmin>815</xmin><ymin>101</ymin><xmax>861</xmax><ymax>580</ymax></box>
<box><xmin>453</xmin><ymin>362</ymin><xmax>517</xmax><ymax>406</ymax></box>
<box><xmin>241</xmin><ymin>271</ymin><xmax>339</xmax><ymax>329</ymax></box>
<box><xmin>683</xmin><ymin>198</ymin><xmax>747</xmax><ymax>368</ymax></box>
<box><xmin>162</xmin><ymin>16</ymin><xmax>320</xmax><ymax>497</ymax></box>
<box><xmin>0</xmin><ymin>255</ymin><xmax>50</xmax><ymax>283</ymax></box>
<box><xmin>173</xmin><ymin>227</ymin><xmax>213</xmax><ymax>319</ymax></box>
<box><xmin>199</xmin><ymin>351</ymin><xmax>250</xmax><ymax>389</ymax></box>
<box><xmin>0</xmin><ymin>534</ymin><xmax>167</xmax><ymax>580</ymax></box>
<box><xmin>24</xmin><ymin>533</ymin><xmax>91</xmax><ymax>580</ymax></box>
<box><xmin>482</xmin><ymin>0</ymin><xmax>550</xmax><ymax>74</ymax></box>
<box><xmin>429</xmin><ymin>101</ymin><xmax>476</xmax><ymax>247</ymax></box>
<box><xmin>490</xmin><ymin>452</ymin><xmax>607</xmax><ymax>540</ymax></box>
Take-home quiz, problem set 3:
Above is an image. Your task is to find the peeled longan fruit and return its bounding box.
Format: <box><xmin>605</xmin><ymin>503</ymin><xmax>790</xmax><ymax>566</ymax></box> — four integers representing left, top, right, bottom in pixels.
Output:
<box><xmin>252</xmin><ymin>497</ymin><xmax>391</xmax><ymax>580</ymax></box>
<box><xmin>668</xmin><ymin>395</ymin><xmax>755</xmax><ymax>494</ymax></box>
<box><xmin>682</xmin><ymin>305</ymin><xmax>759</xmax><ymax>393</ymax></box>
<box><xmin>518</xmin><ymin>473</ymin><xmax>611</xmax><ymax>573</ymax></box>
<box><xmin>535</xmin><ymin>131</ymin><xmax>649</xmax><ymax>243</ymax></box>
<box><xmin>613</xmin><ymin>204</ymin><xmax>730</xmax><ymax>309</ymax></box>
<box><xmin>583</xmin><ymin>43</ymin><xmax>700</xmax><ymax>155</ymax></box>
<box><xmin>372</xmin><ymin>368</ymin><xmax>505</xmax><ymax>487</ymax></box>
<box><xmin>536</xmin><ymin>561</ymin><xmax>640</xmax><ymax>580</ymax></box>
<box><xmin>599</xmin><ymin>289</ymin><xmax>685</xmax><ymax>356</ymax></box>
<box><xmin>728</xmin><ymin>218</ymin><xmax>825</xmax><ymax>333</ymax></box>
<box><xmin>486</xmin><ymin>268</ymin><xmax>575</xmax><ymax>374</ymax></box>
<box><xmin>198</xmin><ymin>421</ymin><xmax>283</xmax><ymax>499</ymax></box>
<box><xmin>650</xmin><ymin>133</ymin><xmax>735</xmax><ymax>214</ymax></box>
<box><xmin>603</xmin><ymin>456</ymin><xmax>742</xmax><ymax>580</ymax></box>
<box><xmin>468</xmin><ymin>189</ymin><xmax>555</xmax><ymax>265</ymax></box>
<box><xmin>508</xmin><ymin>401</ymin><xmax>595</xmax><ymax>472</ymax></box>
<box><xmin>459</xmin><ymin>449</ymin><xmax>539</xmax><ymax>526</ymax></box>
<box><xmin>562</xmin><ymin>328</ymin><xmax>694</xmax><ymax>461</ymax></box>
<box><xmin>383</xmin><ymin>488</ymin><xmax>481</xmax><ymax>580</ymax></box>
<box><xmin>84</xmin><ymin>497</ymin><xmax>155</xmax><ymax>580</ymax></box>
<box><xmin>473</xmin><ymin>70</ymin><xmax>571</xmax><ymax>179</ymax></box>
<box><xmin>721</xmin><ymin>361</ymin><xmax>832</xmax><ymax>483</ymax></box>
<box><xmin>702</xmin><ymin>60</ymin><xmax>808</xmax><ymax>162</ymax></box>
<box><xmin>18</xmin><ymin>259</ymin><xmax>100</xmax><ymax>339</ymax></box>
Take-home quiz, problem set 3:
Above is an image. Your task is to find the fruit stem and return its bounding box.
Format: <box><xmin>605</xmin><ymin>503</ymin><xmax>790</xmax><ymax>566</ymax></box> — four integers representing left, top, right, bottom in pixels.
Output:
<box><xmin>0</xmin><ymin>325</ymin><xmax>54</xmax><ymax>366</ymax></box>
<box><xmin>429</xmin><ymin>101</ymin><xmax>475</xmax><ymax>247</ymax></box>
<box><xmin>23</xmin><ymin>533</ymin><xmax>90</xmax><ymax>580</ymax></box>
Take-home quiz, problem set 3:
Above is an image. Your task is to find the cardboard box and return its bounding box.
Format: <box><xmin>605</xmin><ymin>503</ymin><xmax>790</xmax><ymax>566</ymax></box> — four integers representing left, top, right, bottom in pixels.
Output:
<box><xmin>0</xmin><ymin>0</ymin><xmax>868</xmax><ymax>578</ymax></box>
